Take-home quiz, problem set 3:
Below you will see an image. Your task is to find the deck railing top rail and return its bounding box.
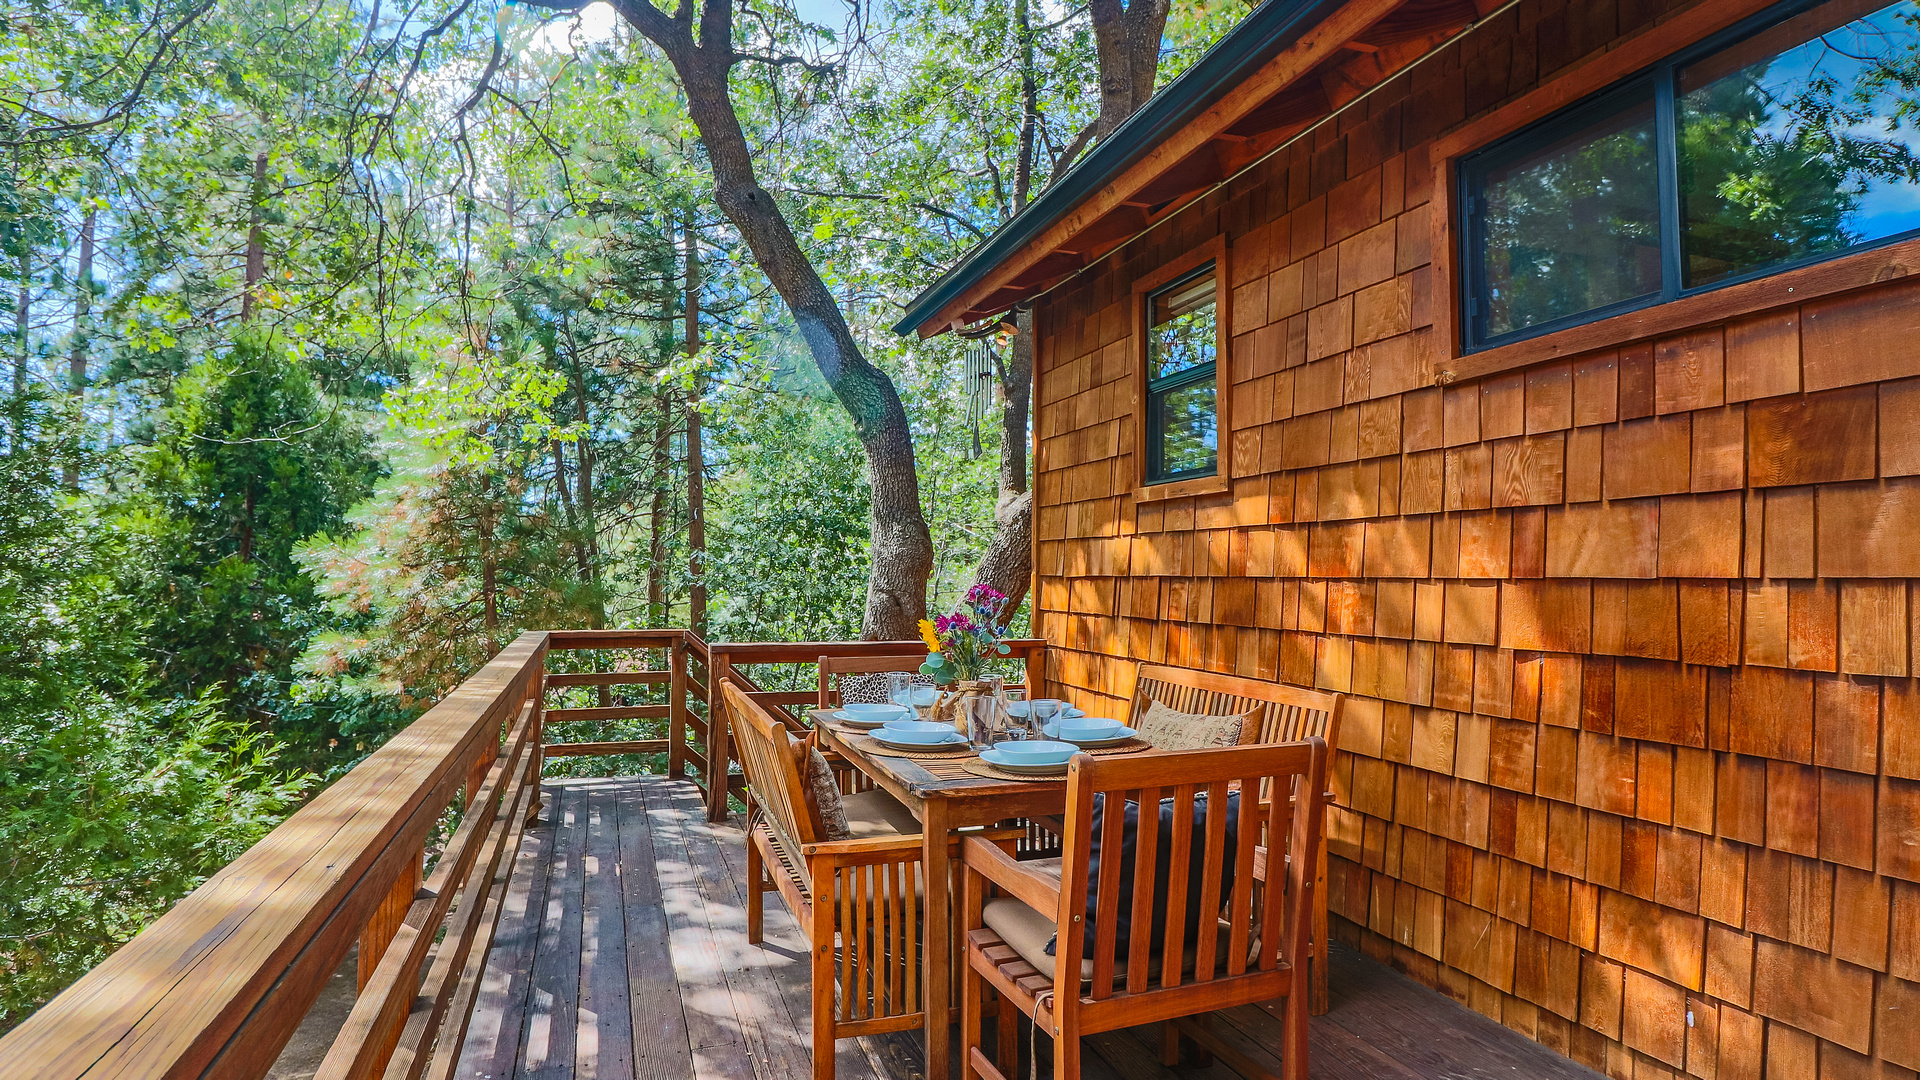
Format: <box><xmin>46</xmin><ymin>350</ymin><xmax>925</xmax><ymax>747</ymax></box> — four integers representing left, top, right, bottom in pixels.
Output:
<box><xmin>0</xmin><ymin>632</ymin><xmax>550</xmax><ymax>1080</ymax></box>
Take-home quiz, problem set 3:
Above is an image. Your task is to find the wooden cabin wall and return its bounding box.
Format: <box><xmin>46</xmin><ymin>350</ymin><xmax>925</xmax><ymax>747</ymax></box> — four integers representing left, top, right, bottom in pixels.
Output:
<box><xmin>1028</xmin><ymin>0</ymin><xmax>1920</xmax><ymax>1075</ymax></box>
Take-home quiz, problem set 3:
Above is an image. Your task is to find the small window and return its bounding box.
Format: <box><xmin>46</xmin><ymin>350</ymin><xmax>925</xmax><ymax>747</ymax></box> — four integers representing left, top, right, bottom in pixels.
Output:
<box><xmin>1461</xmin><ymin>0</ymin><xmax>1920</xmax><ymax>351</ymax></box>
<box><xmin>1145</xmin><ymin>266</ymin><xmax>1218</xmax><ymax>484</ymax></box>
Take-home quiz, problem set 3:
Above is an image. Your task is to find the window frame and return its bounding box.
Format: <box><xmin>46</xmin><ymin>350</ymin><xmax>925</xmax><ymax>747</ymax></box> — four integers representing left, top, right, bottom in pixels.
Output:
<box><xmin>1431</xmin><ymin>0</ymin><xmax>1920</xmax><ymax>381</ymax></box>
<box><xmin>1130</xmin><ymin>235</ymin><xmax>1232</xmax><ymax>501</ymax></box>
<box><xmin>1458</xmin><ymin>0</ymin><xmax>1920</xmax><ymax>353</ymax></box>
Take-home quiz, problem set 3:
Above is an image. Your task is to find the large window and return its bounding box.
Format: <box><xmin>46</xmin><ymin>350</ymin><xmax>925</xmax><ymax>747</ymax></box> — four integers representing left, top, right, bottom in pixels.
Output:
<box><xmin>1144</xmin><ymin>266</ymin><xmax>1219</xmax><ymax>484</ymax></box>
<box><xmin>1460</xmin><ymin>0</ymin><xmax>1920</xmax><ymax>350</ymax></box>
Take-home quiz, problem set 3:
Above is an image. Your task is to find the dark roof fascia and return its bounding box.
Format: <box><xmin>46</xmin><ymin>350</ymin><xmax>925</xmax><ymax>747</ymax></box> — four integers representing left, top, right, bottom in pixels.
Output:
<box><xmin>892</xmin><ymin>0</ymin><xmax>1349</xmax><ymax>338</ymax></box>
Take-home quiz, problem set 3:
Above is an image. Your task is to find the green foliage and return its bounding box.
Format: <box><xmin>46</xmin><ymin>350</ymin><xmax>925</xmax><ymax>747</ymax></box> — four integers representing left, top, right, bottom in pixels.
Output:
<box><xmin>132</xmin><ymin>332</ymin><xmax>380</xmax><ymax>744</ymax></box>
<box><xmin>707</xmin><ymin>391</ymin><xmax>872</xmax><ymax>642</ymax></box>
<box><xmin>0</xmin><ymin>695</ymin><xmax>310</xmax><ymax>1032</ymax></box>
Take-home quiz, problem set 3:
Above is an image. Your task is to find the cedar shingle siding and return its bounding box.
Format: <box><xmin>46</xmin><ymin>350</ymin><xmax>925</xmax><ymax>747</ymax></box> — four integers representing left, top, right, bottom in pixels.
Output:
<box><xmin>1028</xmin><ymin>0</ymin><xmax>1920</xmax><ymax>1074</ymax></box>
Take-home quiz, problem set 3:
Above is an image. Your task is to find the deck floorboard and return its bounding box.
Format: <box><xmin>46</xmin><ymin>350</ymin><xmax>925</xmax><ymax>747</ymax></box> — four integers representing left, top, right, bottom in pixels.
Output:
<box><xmin>455</xmin><ymin>777</ymin><xmax>1604</xmax><ymax>1080</ymax></box>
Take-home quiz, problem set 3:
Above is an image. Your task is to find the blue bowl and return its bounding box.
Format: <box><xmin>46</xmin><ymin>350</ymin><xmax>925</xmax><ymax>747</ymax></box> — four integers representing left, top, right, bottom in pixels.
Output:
<box><xmin>843</xmin><ymin>702</ymin><xmax>911</xmax><ymax>721</ymax></box>
<box><xmin>994</xmin><ymin>740</ymin><xmax>1078</xmax><ymax>766</ymax></box>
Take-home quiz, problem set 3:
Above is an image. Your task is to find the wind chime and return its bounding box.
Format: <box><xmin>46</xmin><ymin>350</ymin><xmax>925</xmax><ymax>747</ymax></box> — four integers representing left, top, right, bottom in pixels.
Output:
<box><xmin>957</xmin><ymin>318</ymin><xmax>1017</xmax><ymax>459</ymax></box>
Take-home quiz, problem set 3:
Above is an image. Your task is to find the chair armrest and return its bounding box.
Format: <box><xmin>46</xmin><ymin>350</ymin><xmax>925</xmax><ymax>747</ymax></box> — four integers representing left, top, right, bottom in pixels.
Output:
<box><xmin>960</xmin><ymin>835</ymin><xmax>1062</xmax><ymax>915</ymax></box>
<box><xmin>804</xmin><ymin>834</ymin><xmax>926</xmax><ymax>860</ymax></box>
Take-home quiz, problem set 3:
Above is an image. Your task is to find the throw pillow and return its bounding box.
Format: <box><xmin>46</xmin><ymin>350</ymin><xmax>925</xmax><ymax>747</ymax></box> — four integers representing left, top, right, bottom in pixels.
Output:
<box><xmin>839</xmin><ymin>671</ymin><xmax>934</xmax><ymax>704</ymax></box>
<box><xmin>1047</xmin><ymin>789</ymin><xmax>1242</xmax><ymax>962</ymax></box>
<box><xmin>801</xmin><ymin>744</ymin><xmax>852</xmax><ymax>841</ymax></box>
<box><xmin>1133</xmin><ymin>699</ymin><xmax>1262</xmax><ymax>751</ymax></box>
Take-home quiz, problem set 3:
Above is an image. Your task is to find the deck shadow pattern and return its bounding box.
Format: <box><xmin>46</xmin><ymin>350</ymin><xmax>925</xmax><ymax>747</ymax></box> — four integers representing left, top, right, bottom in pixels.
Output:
<box><xmin>455</xmin><ymin>776</ymin><xmax>1605</xmax><ymax>1080</ymax></box>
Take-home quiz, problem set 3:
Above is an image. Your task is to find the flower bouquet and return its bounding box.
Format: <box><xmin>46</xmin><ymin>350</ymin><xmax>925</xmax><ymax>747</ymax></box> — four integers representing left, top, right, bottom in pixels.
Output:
<box><xmin>917</xmin><ymin>585</ymin><xmax>1014</xmax><ymax>728</ymax></box>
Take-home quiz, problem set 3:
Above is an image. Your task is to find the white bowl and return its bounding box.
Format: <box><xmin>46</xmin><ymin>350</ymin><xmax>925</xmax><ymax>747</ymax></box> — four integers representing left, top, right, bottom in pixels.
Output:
<box><xmin>993</xmin><ymin>740</ymin><xmax>1078</xmax><ymax>765</ymax></box>
<box><xmin>1057</xmin><ymin>717</ymin><xmax>1123</xmax><ymax>741</ymax></box>
<box><xmin>878</xmin><ymin>720</ymin><xmax>959</xmax><ymax>744</ymax></box>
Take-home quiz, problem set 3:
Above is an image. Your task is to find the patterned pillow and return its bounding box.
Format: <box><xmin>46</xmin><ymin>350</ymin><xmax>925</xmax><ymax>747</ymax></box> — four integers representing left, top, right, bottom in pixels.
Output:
<box><xmin>1133</xmin><ymin>699</ymin><xmax>1262</xmax><ymax>751</ymax></box>
<box><xmin>839</xmin><ymin>671</ymin><xmax>934</xmax><ymax>704</ymax></box>
<box><xmin>801</xmin><ymin>744</ymin><xmax>852</xmax><ymax>841</ymax></box>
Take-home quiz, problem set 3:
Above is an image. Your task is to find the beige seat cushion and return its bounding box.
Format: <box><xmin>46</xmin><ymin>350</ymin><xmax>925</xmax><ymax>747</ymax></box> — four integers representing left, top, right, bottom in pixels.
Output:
<box><xmin>841</xmin><ymin>789</ymin><xmax>922</xmax><ymax>839</ymax></box>
<box><xmin>979</xmin><ymin>857</ymin><xmax>1248</xmax><ymax>985</ymax></box>
<box><xmin>1133</xmin><ymin>700</ymin><xmax>1262</xmax><ymax>751</ymax></box>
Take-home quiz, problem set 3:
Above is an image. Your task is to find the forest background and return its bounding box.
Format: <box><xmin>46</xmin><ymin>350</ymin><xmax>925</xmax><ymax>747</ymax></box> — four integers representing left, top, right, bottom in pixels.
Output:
<box><xmin>0</xmin><ymin>0</ymin><xmax>1245</xmax><ymax>1029</ymax></box>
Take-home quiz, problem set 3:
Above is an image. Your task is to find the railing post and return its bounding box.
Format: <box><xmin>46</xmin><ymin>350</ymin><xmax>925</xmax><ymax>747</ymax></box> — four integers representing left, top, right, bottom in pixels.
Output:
<box><xmin>706</xmin><ymin>647</ymin><xmax>733</xmax><ymax>822</ymax></box>
<box><xmin>528</xmin><ymin>642</ymin><xmax>546</xmax><ymax>824</ymax></box>
<box><xmin>358</xmin><ymin>846</ymin><xmax>422</xmax><ymax>991</ymax></box>
<box><xmin>1025</xmin><ymin>643</ymin><xmax>1048</xmax><ymax>700</ymax></box>
<box><xmin>669</xmin><ymin>634</ymin><xmax>688</xmax><ymax>780</ymax></box>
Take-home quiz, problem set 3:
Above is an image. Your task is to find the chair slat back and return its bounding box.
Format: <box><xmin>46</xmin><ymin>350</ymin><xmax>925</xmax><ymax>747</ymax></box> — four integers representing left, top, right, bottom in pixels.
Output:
<box><xmin>816</xmin><ymin>654</ymin><xmax>929</xmax><ymax>709</ymax></box>
<box><xmin>1051</xmin><ymin>741</ymin><xmax>1329</xmax><ymax>1010</ymax></box>
<box><xmin>723</xmin><ymin>678</ymin><xmax>819</xmax><ymax>849</ymax></box>
<box><xmin>1130</xmin><ymin>663</ymin><xmax>1343</xmax><ymax>748</ymax></box>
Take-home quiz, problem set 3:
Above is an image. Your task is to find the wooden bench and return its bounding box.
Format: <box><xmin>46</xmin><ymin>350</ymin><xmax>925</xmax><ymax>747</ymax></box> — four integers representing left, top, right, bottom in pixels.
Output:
<box><xmin>1123</xmin><ymin>664</ymin><xmax>1343</xmax><ymax>1015</ymax></box>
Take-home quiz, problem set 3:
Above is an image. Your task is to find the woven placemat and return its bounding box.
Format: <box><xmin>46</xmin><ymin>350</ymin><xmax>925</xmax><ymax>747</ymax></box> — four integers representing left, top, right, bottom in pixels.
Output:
<box><xmin>1071</xmin><ymin>738</ymin><xmax>1154</xmax><ymax>757</ymax></box>
<box><xmin>961</xmin><ymin>758</ymin><xmax>1067</xmax><ymax>783</ymax></box>
<box><xmin>845</xmin><ymin>734</ymin><xmax>977</xmax><ymax>760</ymax></box>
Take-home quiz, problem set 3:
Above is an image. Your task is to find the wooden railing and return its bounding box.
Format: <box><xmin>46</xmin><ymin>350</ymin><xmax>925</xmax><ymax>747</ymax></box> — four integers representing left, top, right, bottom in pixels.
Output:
<box><xmin>0</xmin><ymin>631</ymin><xmax>549</xmax><ymax>1080</ymax></box>
<box><xmin>0</xmin><ymin>629</ymin><xmax>1047</xmax><ymax>1080</ymax></box>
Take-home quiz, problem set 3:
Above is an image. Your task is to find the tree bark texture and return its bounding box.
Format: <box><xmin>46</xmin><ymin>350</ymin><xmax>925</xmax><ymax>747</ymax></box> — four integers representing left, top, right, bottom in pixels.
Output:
<box><xmin>684</xmin><ymin>219</ymin><xmax>708</xmax><ymax>633</ymax></box>
<box><xmin>604</xmin><ymin>0</ymin><xmax>931</xmax><ymax>639</ymax></box>
<box><xmin>64</xmin><ymin>207</ymin><xmax>94</xmax><ymax>487</ymax></box>
<box><xmin>241</xmin><ymin>151</ymin><xmax>268</xmax><ymax>321</ymax></box>
<box><xmin>965</xmin><ymin>307</ymin><xmax>1034</xmax><ymax>614</ymax></box>
<box><xmin>1054</xmin><ymin>0</ymin><xmax>1172</xmax><ymax>172</ymax></box>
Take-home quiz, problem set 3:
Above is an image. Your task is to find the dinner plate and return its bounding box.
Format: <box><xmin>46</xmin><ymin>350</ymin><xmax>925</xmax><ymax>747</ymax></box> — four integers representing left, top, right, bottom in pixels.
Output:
<box><xmin>831</xmin><ymin>709</ymin><xmax>910</xmax><ymax>728</ymax></box>
<box><xmin>871</xmin><ymin>729</ymin><xmax>968</xmax><ymax>750</ymax></box>
<box><xmin>979</xmin><ymin>747</ymin><xmax>1071</xmax><ymax>775</ymax></box>
<box><xmin>1042</xmin><ymin>723</ymin><xmax>1140</xmax><ymax>748</ymax></box>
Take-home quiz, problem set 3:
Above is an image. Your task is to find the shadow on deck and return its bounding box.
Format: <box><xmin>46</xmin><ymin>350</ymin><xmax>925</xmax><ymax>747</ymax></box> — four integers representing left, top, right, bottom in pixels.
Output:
<box><xmin>455</xmin><ymin>777</ymin><xmax>1605</xmax><ymax>1080</ymax></box>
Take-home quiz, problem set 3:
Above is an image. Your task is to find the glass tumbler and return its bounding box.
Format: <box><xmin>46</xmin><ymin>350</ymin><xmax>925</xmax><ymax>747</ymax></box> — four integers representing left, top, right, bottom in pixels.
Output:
<box><xmin>960</xmin><ymin>694</ymin><xmax>1009</xmax><ymax>750</ymax></box>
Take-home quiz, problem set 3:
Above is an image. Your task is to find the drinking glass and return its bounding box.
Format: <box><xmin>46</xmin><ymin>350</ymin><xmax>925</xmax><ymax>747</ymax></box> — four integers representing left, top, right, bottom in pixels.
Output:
<box><xmin>886</xmin><ymin>672</ymin><xmax>915</xmax><ymax>713</ymax></box>
<box><xmin>960</xmin><ymin>694</ymin><xmax>1010</xmax><ymax>750</ymax></box>
<box><xmin>1002</xmin><ymin>688</ymin><xmax>1029</xmax><ymax>740</ymax></box>
<box><xmin>1028</xmin><ymin>697</ymin><xmax>1065</xmax><ymax>739</ymax></box>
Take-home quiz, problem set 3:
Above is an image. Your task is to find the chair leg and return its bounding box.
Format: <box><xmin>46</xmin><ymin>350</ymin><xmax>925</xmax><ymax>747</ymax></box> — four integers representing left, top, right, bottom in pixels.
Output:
<box><xmin>1052</xmin><ymin>1021</ymin><xmax>1079</xmax><ymax>1080</ymax></box>
<box><xmin>746</xmin><ymin>833</ymin><xmax>765</xmax><ymax>945</ymax></box>
<box><xmin>1160</xmin><ymin>1021</ymin><xmax>1180</xmax><ymax>1067</ymax></box>
<box><xmin>811</xmin><ymin>896</ymin><xmax>837</xmax><ymax>1080</ymax></box>
<box><xmin>997</xmin><ymin>994</ymin><xmax>1018</xmax><ymax>1076</ymax></box>
<box><xmin>1283</xmin><ymin>990</ymin><xmax>1309</xmax><ymax>1080</ymax></box>
<box><xmin>960</xmin><ymin>960</ymin><xmax>985</xmax><ymax>1079</ymax></box>
<box><xmin>1311</xmin><ymin>843</ymin><xmax>1330</xmax><ymax>1015</ymax></box>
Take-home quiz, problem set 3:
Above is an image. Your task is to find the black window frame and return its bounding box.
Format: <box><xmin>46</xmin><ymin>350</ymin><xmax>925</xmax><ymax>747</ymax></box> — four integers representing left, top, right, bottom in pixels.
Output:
<box><xmin>1457</xmin><ymin>0</ymin><xmax>1920</xmax><ymax>353</ymax></box>
<box><xmin>1143</xmin><ymin>264</ymin><xmax>1220</xmax><ymax>486</ymax></box>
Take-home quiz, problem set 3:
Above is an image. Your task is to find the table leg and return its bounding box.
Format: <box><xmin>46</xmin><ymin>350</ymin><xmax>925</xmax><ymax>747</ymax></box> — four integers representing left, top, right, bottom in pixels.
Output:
<box><xmin>921</xmin><ymin>797</ymin><xmax>951</xmax><ymax>1080</ymax></box>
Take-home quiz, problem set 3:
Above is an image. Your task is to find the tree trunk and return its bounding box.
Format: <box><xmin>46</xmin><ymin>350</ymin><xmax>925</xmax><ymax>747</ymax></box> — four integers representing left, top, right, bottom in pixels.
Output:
<box><xmin>571</xmin><ymin>375</ymin><xmax>606</xmax><ymax>630</ymax></box>
<box><xmin>684</xmin><ymin>220</ymin><xmax>707</xmax><ymax>634</ymax></box>
<box><xmin>647</xmin><ymin>392</ymin><xmax>671</xmax><ymax>627</ymax></box>
<box><xmin>603</xmin><ymin>0</ymin><xmax>932</xmax><ymax>639</ymax></box>
<box><xmin>1054</xmin><ymin>0</ymin><xmax>1173</xmax><ymax>173</ymax></box>
<box><xmin>64</xmin><ymin>207</ymin><xmax>94</xmax><ymax>487</ymax></box>
<box><xmin>15</xmin><ymin>245</ymin><xmax>29</xmax><ymax>397</ymax></box>
<box><xmin>964</xmin><ymin>306</ymin><xmax>1035</xmax><ymax>614</ymax></box>
<box><xmin>242</xmin><ymin>152</ymin><xmax>268</xmax><ymax>321</ymax></box>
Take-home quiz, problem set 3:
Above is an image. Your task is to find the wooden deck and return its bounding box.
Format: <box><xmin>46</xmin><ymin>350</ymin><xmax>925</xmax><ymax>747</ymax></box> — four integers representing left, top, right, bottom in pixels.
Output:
<box><xmin>455</xmin><ymin>777</ymin><xmax>1606</xmax><ymax>1080</ymax></box>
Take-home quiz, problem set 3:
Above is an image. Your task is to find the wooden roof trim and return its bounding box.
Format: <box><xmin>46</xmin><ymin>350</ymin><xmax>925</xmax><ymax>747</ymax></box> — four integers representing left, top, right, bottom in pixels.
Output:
<box><xmin>916</xmin><ymin>0</ymin><xmax>1410</xmax><ymax>338</ymax></box>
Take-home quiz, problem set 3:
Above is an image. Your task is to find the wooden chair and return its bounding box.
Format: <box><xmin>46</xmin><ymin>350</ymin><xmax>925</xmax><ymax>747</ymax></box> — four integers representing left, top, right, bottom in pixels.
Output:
<box><xmin>1125</xmin><ymin>664</ymin><xmax>1343</xmax><ymax>1014</ymax></box>
<box><xmin>957</xmin><ymin>740</ymin><xmax>1330</xmax><ymax>1080</ymax></box>
<box><xmin>725</xmin><ymin>680</ymin><xmax>1019</xmax><ymax>1080</ymax></box>
<box><xmin>816</xmin><ymin>654</ymin><xmax>931</xmax><ymax>709</ymax></box>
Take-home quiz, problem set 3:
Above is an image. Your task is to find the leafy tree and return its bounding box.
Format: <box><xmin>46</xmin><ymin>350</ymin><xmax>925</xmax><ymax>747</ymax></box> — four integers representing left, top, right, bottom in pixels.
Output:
<box><xmin>0</xmin><ymin>696</ymin><xmax>310</xmax><ymax>1032</ymax></box>
<box><xmin>132</xmin><ymin>332</ymin><xmax>380</xmax><ymax>737</ymax></box>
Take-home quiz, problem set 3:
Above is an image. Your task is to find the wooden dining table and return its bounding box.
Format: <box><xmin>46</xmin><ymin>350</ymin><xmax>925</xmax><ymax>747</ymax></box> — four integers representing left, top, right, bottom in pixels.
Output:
<box><xmin>807</xmin><ymin>709</ymin><xmax>1090</xmax><ymax>1080</ymax></box>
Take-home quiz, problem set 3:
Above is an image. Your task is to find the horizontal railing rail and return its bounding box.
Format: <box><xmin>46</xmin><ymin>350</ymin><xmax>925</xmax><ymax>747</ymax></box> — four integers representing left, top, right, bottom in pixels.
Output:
<box><xmin>0</xmin><ymin>631</ymin><xmax>549</xmax><ymax>1080</ymax></box>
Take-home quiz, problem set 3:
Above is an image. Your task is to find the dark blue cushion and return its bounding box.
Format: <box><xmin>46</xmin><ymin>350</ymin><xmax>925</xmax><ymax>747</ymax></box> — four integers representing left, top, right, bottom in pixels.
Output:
<box><xmin>1047</xmin><ymin>790</ymin><xmax>1241</xmax><ymax>963</ymax></box>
